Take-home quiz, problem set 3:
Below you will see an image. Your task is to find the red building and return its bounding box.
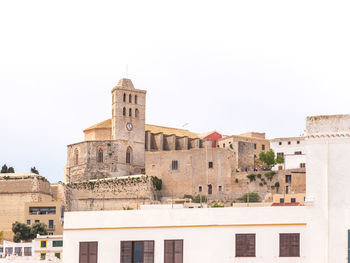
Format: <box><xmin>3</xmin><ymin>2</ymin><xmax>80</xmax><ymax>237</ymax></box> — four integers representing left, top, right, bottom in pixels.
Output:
<box><xmin>199</xmin><ymin>131</ymin><xmax>223</xmax><ymax>148</ymax></box>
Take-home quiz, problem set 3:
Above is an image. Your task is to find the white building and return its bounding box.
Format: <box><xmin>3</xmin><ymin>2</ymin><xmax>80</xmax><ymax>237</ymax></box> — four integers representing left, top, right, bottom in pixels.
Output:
<box><xmin>270</xmin><ymin>136</ymin><xmax>306</xmax><ymax>170</ymax></box>
<box><xmin>63</xmin><ymin>114</ymin><xmax>350</xmax><ymax>263</ymax></box>
<box><xmin>0</xmin><ymin>235</ymin><xmax>62</xmax><ymax>262</ymax></box>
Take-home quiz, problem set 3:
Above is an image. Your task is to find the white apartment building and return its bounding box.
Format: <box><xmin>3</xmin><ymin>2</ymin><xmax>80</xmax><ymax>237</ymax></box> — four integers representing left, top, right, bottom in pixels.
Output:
<box><xmin>63</xmin><ymin>114</ymin><xmax>350</xmax><ymax>263</ymax></box>
<box><xmin>270</xmin><ymin>136</ymin><xmax>306</xmax><ymax>170</ymax></box>
<box><xmin>0</xmin><ymin>235</ymin><xmax>62</xmax><ymax>262</ymax></box>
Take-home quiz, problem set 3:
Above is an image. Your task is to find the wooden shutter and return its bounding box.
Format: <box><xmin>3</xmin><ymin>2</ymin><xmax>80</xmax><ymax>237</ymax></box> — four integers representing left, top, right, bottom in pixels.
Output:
<box><xmin>235</xmin><ymin>234</ymin><xmax>255</xmax><ymax>257</ymax></box>
<box><xmin>121</xmin><ymin>241</ymin><xmax>132</xmax><ymax>263</ymax></box>
<box><xmin>164</xmin><ymin>240</ymin><xmax>174</xmax><ymax>263</ymax></box>
<box><xmin>174</xmin><ymin>240</ymin><xmax>183</xmax><ymax>263</ymax></box>
<box><xmin>88</xmin><ymin>242</ymin><xmax>98</xmax><ymax>263</ymax></box>
<box><xmin>280</xmin><ymin>233</ymin><xmax>300</xmax><ymax>257</ymax></box>
<box><xmin>79</xmin><ymin>242</ymin><xmax>89</xmax><ymax>263</ymax></box>
<box><xmin>143</xmin><ymin>241</ymin><xmax>154</xmax><ymax>263</ymax></box>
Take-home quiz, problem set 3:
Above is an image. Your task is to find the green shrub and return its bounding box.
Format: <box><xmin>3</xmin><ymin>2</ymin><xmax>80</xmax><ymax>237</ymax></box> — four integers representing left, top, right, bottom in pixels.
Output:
<box><xmin>247</xmin><ymin>174</ymin><xmax>256</xmax><ymax>182</ymax></box>
<box><xmin>235</xmin><ymin>178</ymin><xmax>239</xmax><ymax>183</ymax></box>
<box><xmin>212</xmin><ymin>203</ymin><xmax>224</xmax><ymax>208</ymax></box>
<box><xmin>193</xmin><ymin>194</ymin><xmax>207</xmax><ymax>203</ymax></box>
<box><xmin>183</xmin><ymin>194</ymin><xmax>193</xmax><ymax>199</ymax></box>
<box><xmin>264</xmin><ymin>171</ymin><xmax>276</xmax><ymax>181</ymax></box>
<box><xmin>259</xmin><ymin>182</ymin><xmax>263</xmax><ymax>187</ymax></box>
<box><xmin>151</xmin><ymin>176</ymin><xmax>162</xmax><ymax>191</ymax></box>
<box><xmin>240</xmin><ymin>193</ymin><xmax>260</xmax><ymax>203</ymax></box>
<box><xmin>257</xmin><ymin>174</ymin><xmax>262</xmax><ymax>179</ymax></box>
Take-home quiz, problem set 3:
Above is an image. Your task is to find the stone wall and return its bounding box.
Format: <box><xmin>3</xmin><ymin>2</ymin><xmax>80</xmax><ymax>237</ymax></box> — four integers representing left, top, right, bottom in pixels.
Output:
<box><xmin>63</xmin><ymin>175</ymin><xmax>156</xmax><ymax>211</ymax></box>
<box><xmin>146</xmin><ymin>148</ymin><xmax>236</xmax><ymax>197</ymax></box>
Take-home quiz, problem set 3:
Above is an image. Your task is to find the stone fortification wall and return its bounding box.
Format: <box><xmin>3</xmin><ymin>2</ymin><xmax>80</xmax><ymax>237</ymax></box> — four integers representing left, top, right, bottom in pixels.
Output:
<box><xmin>64</xmin><ymin>175</ymin><xmax>155</xmax><ymax>211</ymax></box>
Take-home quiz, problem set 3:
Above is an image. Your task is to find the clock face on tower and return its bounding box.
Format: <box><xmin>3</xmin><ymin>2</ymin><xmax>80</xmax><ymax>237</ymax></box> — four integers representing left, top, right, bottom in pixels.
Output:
<box><xmin>126</xmin><ymin>122</ymin><xmax>133</xmax><ymax>131</ymax></box>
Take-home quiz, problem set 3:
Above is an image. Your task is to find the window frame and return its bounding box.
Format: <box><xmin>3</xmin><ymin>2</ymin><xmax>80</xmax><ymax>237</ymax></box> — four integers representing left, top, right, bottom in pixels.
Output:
<box><xmin>208</xmin><ymin>161</ymin><xmax>213</xmax><ymax>168</ymax></box>
<box><xmin>40</xmin><ymin>240</ymin><xmax>47</xmax><ymax>248</ymax></box>
<box><xmin>171</xmin><ymin>160</ymin><xmax>178</xmax><ymax>170</ymax></box>
<box><xmin>120</xmin><ymin>240</ymin><xmax>154</xmax><ymax>263</ymax></box>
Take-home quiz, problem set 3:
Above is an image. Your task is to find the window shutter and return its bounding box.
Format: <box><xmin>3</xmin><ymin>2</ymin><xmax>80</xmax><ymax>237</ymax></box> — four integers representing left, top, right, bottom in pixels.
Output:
<box><xmin>236</xmin><ymin>234</ymin><xmax>255</xmax><ymax>257</ymax></box>
<box><xmin>290</xmin><ymin>234</ymin><xmax>300</xmax><ymax>257</ymax></box>
<box><xmin>174</xmin><ymin>240</ymin><xmax>183</xmax><ymax>263</ymax></box>
<box><xmin>164</xmin><ymin>240</ymin><xmax>174</xmax><ymax>263</ymax></box>
<box><xmin>79</xmin><ymin>242</ymin><xmax>89</xmax><ymax>263</ymax></box>
<box><xmin>246</xmin><ymin>234</ymin><xmax>255</xmax><ymax>257</ymax></box>
<box><xmin>121</xmin><ymin>241</ymin><xmax>132</xmax><ymax>263</ymax></box>
<box><xmin>143</xmin><ymin>241</ymin><xmax>154</xmax><ymax>263</ymax></box>
<box><xmin>280</xmin><ymin>233</ymin><xmax>300</xmax><ymax>257</ymax></box>
<box><xmin>88</xmin><ymin>242</ymin><xmax>98</xmax><ymax>263</ymax></box>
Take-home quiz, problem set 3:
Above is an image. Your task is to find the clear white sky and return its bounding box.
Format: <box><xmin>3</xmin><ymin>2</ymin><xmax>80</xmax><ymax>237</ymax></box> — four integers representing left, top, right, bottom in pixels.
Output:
<box><xmin>1</xmin><ymin>0</ymin><xmax>350</xmax><ymax>183</ymax></box>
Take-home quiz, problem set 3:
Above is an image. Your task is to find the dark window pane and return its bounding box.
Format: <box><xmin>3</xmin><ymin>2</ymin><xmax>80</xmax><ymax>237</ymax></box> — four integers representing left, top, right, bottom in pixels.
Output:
<box><xmin>133</xmin><ymin>241</ymin><xmax>143</xmax><ymax>263</ymax></box>
<box><xmin>236</xmin><ymin>234</ymin><xmax>255</xmax><ymax>257</ymax></box>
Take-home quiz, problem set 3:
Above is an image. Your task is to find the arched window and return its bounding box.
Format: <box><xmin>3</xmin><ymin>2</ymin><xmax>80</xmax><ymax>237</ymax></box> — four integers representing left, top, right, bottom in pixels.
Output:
<box><xmin>135</xmin><ymin>95</ymin><xmax>138</xmax><ymax>104</ymax></box>
<box><xmin>126</xmin><ymin>147</ymin><xmax>132</xmax><ymax>164</ymax></box>
<box><xmin>123</xmin><ymin>107</ymin><xmax>126</xmax><ymax>116</ymax></box>
<box><xmin>129</xmin><ymin>94</ymin><xmax>132</xmax><ymax>103</ymax></box>
<box><xmin>123</xmin><ymin>93</ymin><xmax>126</xmax><ymax>102</ymax></box>
<box><xmin>135</xmin><ymin>108</ymin><xmax>139</xmax><ymax>118</ymax></box>
<box><xmin>74</xmin><ymin>149</ymin><xmax>79</xmax><ymax>165</ymax></box>
<box><xmin>129</xmin><ymin>108</ymin><xmax>132</xmax><ymax>117</ymax></box>
<box><xmin>98</xmin><ymin>148</ymin><xmax>103</xmax><ymax>163</ymax></box>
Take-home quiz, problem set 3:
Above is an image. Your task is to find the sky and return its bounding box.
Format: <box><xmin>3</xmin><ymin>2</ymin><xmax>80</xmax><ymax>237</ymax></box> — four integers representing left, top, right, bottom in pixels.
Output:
<box><xmin>1</xmin><ymin>0</ymin><xmax>350</xmax><ymax>183</ymax></box>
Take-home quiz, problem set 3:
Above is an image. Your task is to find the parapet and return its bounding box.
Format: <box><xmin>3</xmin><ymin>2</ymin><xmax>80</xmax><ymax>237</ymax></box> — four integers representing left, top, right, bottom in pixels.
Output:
<box><xmin>306</xmin><ymin>114</ymin><xmax>350</xmax><ymax>137</ymax></box>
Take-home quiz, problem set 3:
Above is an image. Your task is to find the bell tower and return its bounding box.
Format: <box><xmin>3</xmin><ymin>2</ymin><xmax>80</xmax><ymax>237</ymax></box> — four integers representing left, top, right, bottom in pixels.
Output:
<box><xmin>111</xmin><ymin>78</ymin><xmax>146</xmax><ymax>174</ymax></box>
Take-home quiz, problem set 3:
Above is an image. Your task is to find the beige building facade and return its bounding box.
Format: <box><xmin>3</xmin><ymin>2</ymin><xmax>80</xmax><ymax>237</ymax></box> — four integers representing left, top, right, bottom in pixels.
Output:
<box><xmin>0</xmin><ymin>173</ymin><xmax>63</xmax><ymax>241</ymax></box>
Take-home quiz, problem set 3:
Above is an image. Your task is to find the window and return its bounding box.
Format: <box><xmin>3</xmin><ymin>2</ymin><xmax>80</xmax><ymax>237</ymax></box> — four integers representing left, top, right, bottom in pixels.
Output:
<box><xmin>291</xmin><ymin>198</ymin><xmax>296</xmax><ymax>203</ymax></box>
<box><xmin>55</xmin><ymin>252</ymin><xmax>61</xmax><ymax>259</ymax></box>
<box><xmin>288</xmin><ymin>141</ymin><xmax>291</xmax><ymax>145</ymax></box>
<box><xmin>30</xmin><ymin>207</ymin><xmax>56</xmax><ymax>215</ymax></box>
<box><xmin>280</xmin><ymin>198</ymin><xmax>285</xmax><ymax>203</ymax></box>
<box><xmin>129</xmin><ymin>108</ymin><xmax>132</xmax><ymax>117</ymax></box>
<box><xmin>98</xmin><ymin>148</ymin><xmax>103</xmax><ymax>163</ymax></box>
<box><xmin>218</xmin><ymin>186</ymin><xmax>222</xmax><ymax>192</ymax></box>
<box><xmin>297</xmin><ymin>141</ymin><xmax>300</xmax><ymax>144</ymax></box>
<box><xmin>24</xmin><ymin>247</ymin><xmax>32</xmax><ymax>256</ymax></box>
<box><xmin>53</xmin><ymin>240</ymin><xmax>63</xmax><ymax>247</ymax></box>
<box><xmin>126</xmin><ymin>147</ymin><xmax>132</xmax><ymax>164</ymax></box>
<box><xmin>164</xmin><ymin>240</ymin><xmax>183</xmax><ymax>263</ymax></box>
<box><xmin>294</xmin><ymin>151</ymin><xmax>302</xmax><ymax>155</ymax></box>
<box><xmin>123</xmin><ymin>107</ymin><xmax>126</xmax><ymax>116</ymax></box>
<box><xmin>40</xmin><ymin>253</ymin><xmax>46</xmax><ymax>260</ymax></box>
<box><xmin>27</xmin><ymin>220</ymin><xmax>31</xmax><ymax>225</ymax></box>
<box><xmin>277</xmin><ymin>152</ymin><xmax>284</xmax><ymax>157</ymax></box>
<box><xmin>40</xmin><ymin>240</ymin><xmax>47</xmax><ymax>248</ymax></box>
<box><xmin>5</xmin><ymin>248</ymin><xmax>13</xmax><ymax>256</ymax></box>
<box><xmin>172</xmin><ymin>160</ymin><xmax>178</xmax><ymax>170</ymax></box>
<box><xmin>129</xmin><ymin>94</ymin><xmax>132</xmax><ymax>103</ymax></box>
<box><xmin>135</xmin><ymin>108</ymin><xmax>139</xmax><ymax>118</ymax></box>
<box><xmin>35</xmin><ymin>220</ymin><xmax>40</xmax><ymax>223</ymax></box>
<box><xmin>123</xmin><ymin>93</ymin><xmax>126</xmax><ymax>102</ymax></box>
<box><xmin>262</xmin><ymin>144</ymin><xmax>265</xmax><ymax>150</ymax></box>
<box><xmin>74</xmin><ymin>149</ymin><xmax>79</xmax><ymax>165</ymax></box>
<box><xmin>208</xmin><ymin>184</ymin><xmax>212</xmax><ymax>195</ymax></box>
<box><xmin>286</xmin><ymin>186</ymin><xmax>289</xmax><ymax>194</ymax></box>
<box><xmin>79</xmin><ymin>241</ymin><xmax>98</xmax><ymax>263</ymax></box>
<box><xmin>254</xmin><ymin>143</ymin><xmax>257</xmax><ymax>150</ymax></box>
<box><xmin>208</xmin><ymin>161</ymin><xmax>213</xmax><ymax>168</ymax></box>
<box><xmin>300</xmin><ymin>163</ymin><xmax>306</xmax><ymax>168</ymax></box>
<box><xmin>199</xmin><ymin>186</ymin><xmax>202</xmax><ymax>192</ymax></box>
<box><xmin>49</xmin><ymin>220</ymin><xmax>54</xmax><ymax>229</ymax></box>
<box><xmin>15</xmin><ymin>247</ymin><xmax>22</xmax><ymax>256</ymax></box>
<box><xmin>279</xmin><ymin>233</ymin><xmax>300</xmax><ymax>257</ymax></box>
<box><xmin>135</xmin><ymin>95</ymin><xmax>138</xmax><ymax>104</ymax></box>
<box><xmin>120</xmin><ymin>240</ymin><xmax>154</xmax><ymax>263</ymax></box>
<box><xmin>279</xmin><ymin>142</ymin><xmax>282</xmax><ymax>145</ymax></box>
<box><xmin>285</xmin><ymin>174</ymin><xmax>291</xmax><ymax>183</ymax></box>
<box><xmin>235</xmin><ymin>234</ymin><xmax>256</xmax><ymax>257</ymax></box>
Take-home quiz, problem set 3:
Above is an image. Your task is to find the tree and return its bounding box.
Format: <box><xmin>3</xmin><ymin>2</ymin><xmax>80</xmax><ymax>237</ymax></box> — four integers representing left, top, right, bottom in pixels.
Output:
<box><xmin>1</xmin><ymin>164</ymin><xmax>8</xmax><ymax>173</ymax></box>
<box><xmin>30</xmin><ymin>222</ymin><xmax>48</xmax><ymax>238</ymax></box>
<box><xmin>151</xmin><ymin>176</ymin><xmax>162</xmax><ymax>191</ymax></box>
<box><xmin>12</xmin><ymin>222</ymin><xmax>31</xmax><ymax>242</ymax></box>
<box><xmin>258</xmin><ymin>149</ymin><xmax>284</xmax><ymax>168</ymax></box>
<box><xmin>12</xmin><ymin>221</ymin><xmax>48</xmax><ymax>242</ymax></box>
<box><xmin>7</xmin><ymin>167</ymin><xmax>15</xmax><ymax>173</ymax></box>
<box><xmin>30</xmin><ymin>167</ymin><xmax>39</xmax><ymax>174</ymax></box>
